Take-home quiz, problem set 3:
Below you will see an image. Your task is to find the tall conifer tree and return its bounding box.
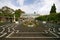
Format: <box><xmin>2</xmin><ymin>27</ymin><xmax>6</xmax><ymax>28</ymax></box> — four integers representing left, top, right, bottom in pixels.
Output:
<box><xmin>50</xmin><ymin>4</ymin><xmax>56</xmax><ymax>14</ymax></box>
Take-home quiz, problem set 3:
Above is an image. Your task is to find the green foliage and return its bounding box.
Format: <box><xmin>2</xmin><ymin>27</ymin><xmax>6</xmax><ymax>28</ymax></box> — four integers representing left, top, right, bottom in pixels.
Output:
<box><xmin>36</xmin><ymin>4</ymin><xmax>59</xmax><ymax>23</ymax></box>
<box><xmin>56</xmin><ymin>13</ymin><xmax>60</xmax><ymax>21</ymax></box>
<box><xmin>47</xmin><ymin>13</ymin><xmax>60</xmax><ymax>22</ymax></box>
<box><xmin>36</xmin><ymin>13</ymin><xmax>60</xmax><ymax>24</ymax></box>
<box><xmin>35</xmin><ymin>15</ymin><xmax>48</xmax><ymax>21</ymax></box>
<box><xmin>0</xmin><ymin>6</ymin><xmax>24</xmax><ymax>18</ymax></box>
<box><xmin>14</xmin><ymin>9</ymin><xmax>24</xmax><ymax>21</ymax></box>
<box><xmin>47</xmin><ymin>13</ymin><xmax>57</xmax><ymax>21</ymax></box>
<box><xmin>0</xmin><ymin>6</ymin><xmax>25</xmax><ymax>22</ymax></box>
<box><xmin>0</xmin><ymin>13</ymin><xmax>3</xmax><ymax>16</ymax></box>
<box><xmin>50</xmin><ymin>4</ymin><xmax>56</xmax><ymax>14</ymax></box>
<box><xmin>15</xmin><ymin>9</ymin><xmax>24</xmax><ymax>18</ymax></box>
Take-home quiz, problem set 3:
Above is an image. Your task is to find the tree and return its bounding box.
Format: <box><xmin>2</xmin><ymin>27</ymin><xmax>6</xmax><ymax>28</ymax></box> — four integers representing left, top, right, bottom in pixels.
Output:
<box><xmin>50</xmin><ymin>4</ymin><xmax>56</xmax><ymax>14</ymax></box>
<box><xmin>0</xmin><ymin>9</ymin><xmax>3</xmax><ymax>16</ymax></box>
<box><xmin>56</xmin><ymin>13</ymin><xmax>60</xmax><ymax>21</ymax></box>
<box><xmin>35</xmin><ymin>15</ymin><xmax>48</xmax><ymax>21</ymax></box>
<box><xmin>47</xmin><ymin>14</ymin><xmax>57</xmax><ymax>21</ymax></box>
<box><xmin>14</xmin><ymin>9</ymin><xmax>24</xmax><ymax>21</ymax></box>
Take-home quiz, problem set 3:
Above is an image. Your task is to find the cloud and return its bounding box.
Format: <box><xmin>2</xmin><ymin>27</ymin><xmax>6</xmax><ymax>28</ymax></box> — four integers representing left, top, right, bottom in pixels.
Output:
<box><xmin>21</xmin><ymin>0</ymin><xmax>60</xmax><ymax>15</ymax></box>
<box><xmin>20</xmin><ymin>0</ymin><xmax>54</xmax><ymax>15</ymax></box>
<box><xmin>0</xmin><ymin>0</ymin><xmax>60</xmax><ymax>15</ymax></box>
<box><xmin>16</xmin><ymin>0</ymin><xmax>24</xmax><ymax>6</ymax></box>
<box><xmin>54</xmin><ymin>0</ymin><xmax>60</xmax><ymax>12</ymax></box>
<box><xmin>0</xmin><ymin>0</ymin><xmax>18</xmax><ymax>10</ymax></box>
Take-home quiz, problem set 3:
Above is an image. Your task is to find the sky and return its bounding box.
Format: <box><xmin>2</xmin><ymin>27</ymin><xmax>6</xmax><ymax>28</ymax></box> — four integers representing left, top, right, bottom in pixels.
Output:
<box><xmin>0</xmin><ymin>0</ymin><xmax>60</xmax><ymax>15</ymax></box>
